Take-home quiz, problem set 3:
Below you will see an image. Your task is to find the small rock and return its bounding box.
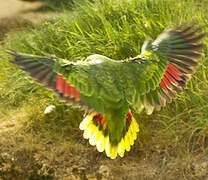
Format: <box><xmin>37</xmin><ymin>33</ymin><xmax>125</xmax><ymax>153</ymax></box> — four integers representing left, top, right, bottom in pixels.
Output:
<box><xmin>44</xmin><ymin>105</ymin><xmax>55</xmax><ymax>114</ymax></box>
<box><xmin>1</xmin><ymin>152</ymin><xmax>13</xmax><ymax>160</ymax></box>
<box><xmin>194</xmin><ymin>161</ymin><xmax>208</xmax><ymax>177</ymax></box>
<box><xmin>98</xmin><ymin>165</ymin><xmax>110</xmax><ymax>179</ymax></box>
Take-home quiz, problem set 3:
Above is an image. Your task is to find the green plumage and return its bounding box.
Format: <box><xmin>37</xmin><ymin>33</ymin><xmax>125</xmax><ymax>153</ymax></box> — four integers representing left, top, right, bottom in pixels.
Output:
<box><xmin>6</xmin><ymin>23</ymin><xmax>206</xmax><ymax>157</ymax></box>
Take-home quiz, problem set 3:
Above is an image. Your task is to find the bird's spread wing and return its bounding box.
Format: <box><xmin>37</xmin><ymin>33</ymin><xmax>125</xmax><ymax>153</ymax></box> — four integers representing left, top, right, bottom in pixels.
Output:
<box><xmin>7</xmin><ymin>52</ymin><xmax>136</xmax><ymax>159</ymax></box>
<box><xmin>7</xmin><ymin>52</ymin><xmax>123</xmax><ymax>113</ymax></box>
<box><xmin>126</xmin><ymin>23</ymin><xmax>206</xmax><ymax>114</ymax></box>
<box><xmin>6</xmin><ymin>23</ymin><xmax>206</xmax><ymax>160</ymax></box>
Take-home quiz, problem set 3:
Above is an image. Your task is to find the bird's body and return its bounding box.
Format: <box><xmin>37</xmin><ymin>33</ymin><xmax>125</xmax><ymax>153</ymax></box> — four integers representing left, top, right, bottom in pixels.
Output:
<box><xmin>7</xmin><ymin>23</ymin><xmax>206</xmax><ymax>159</ymax></box>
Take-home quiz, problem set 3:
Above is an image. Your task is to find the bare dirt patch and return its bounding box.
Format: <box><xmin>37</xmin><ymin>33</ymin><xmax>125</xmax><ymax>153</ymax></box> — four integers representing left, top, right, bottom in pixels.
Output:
<box><xmin>0</xmin><ymin>1</ymin><xmax>35</xmax><ymax>17</ymax></box>
<box><xmin>0</xmin><ymin>0</ymin><xmax>54</xmax><ymax>39</ymax></box>
<box><xmin>0</xmin><ymin>1</ymin><xmax>208</xmax><ymax>179</ymax></box>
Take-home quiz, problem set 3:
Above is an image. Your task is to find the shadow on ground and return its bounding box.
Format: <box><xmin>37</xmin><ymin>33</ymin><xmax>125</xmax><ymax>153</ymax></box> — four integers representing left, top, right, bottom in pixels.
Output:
<box><xmin>20</xmin><ymin>0</ymin><xmax>74</xmax><ymax>12</ymax></box>
<box><xmin>0</xmin><ymin>17</ymin><xmax>33</xmax><ymax>40</ymax></box>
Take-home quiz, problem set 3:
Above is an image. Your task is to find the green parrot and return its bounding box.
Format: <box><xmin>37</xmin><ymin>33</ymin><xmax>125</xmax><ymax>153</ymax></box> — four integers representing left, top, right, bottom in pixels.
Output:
<box><xmin>7</xmin><ymin>23</ymin><xmax>206</xmax><ymax>159</ymax></box>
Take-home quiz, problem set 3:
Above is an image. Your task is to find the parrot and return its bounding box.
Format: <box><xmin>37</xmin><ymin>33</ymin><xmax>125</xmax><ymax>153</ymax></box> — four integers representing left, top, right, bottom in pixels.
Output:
<box><xmin>6</xmin><ymin>23</ymin><xmax>206</xmax><ymax>159</ymax></box>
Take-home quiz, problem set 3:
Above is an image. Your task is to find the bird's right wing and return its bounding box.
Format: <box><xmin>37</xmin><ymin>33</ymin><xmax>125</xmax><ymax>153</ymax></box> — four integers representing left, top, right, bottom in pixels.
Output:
<box><xmin>126</xmin><ymin>23</ymin><xmax>206</xmax><ymax>114</ymax></box>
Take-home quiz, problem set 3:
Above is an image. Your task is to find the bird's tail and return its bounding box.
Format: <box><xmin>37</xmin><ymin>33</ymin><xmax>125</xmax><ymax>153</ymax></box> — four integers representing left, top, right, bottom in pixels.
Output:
<box><xmin>79</xmin><ymin>111</ymin><xmax>139</xmax><ymax>159</ymax></box>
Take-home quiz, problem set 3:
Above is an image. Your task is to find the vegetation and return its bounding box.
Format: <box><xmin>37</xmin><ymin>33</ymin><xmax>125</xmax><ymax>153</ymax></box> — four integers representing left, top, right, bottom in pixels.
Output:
<box><xmin>0</xmin><ymin>0</ymin><xmax>208</xmax><ymax>179</ymax></box>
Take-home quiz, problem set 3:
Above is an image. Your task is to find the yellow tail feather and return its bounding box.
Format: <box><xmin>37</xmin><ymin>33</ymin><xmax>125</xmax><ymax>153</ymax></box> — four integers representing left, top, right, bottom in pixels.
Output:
<box><xmin>79</xmin><ymin>112</ymin><xmax>139</xmax><ymax>159</ymax></box>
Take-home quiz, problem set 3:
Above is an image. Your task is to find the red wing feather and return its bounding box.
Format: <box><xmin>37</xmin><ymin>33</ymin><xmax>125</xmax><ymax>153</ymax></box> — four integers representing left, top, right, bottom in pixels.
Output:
<box><xmin>56</xmin><ymin>74</ymin><xmax>80</xmax><ymax>101</ymax></box>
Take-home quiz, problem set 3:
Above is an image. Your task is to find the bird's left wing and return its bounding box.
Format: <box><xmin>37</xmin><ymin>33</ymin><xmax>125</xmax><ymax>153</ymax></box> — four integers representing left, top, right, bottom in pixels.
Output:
<box><xmin>125</xmin><ymin>23</ymin><xmax>206</xmax><ymax>114</ymax></box>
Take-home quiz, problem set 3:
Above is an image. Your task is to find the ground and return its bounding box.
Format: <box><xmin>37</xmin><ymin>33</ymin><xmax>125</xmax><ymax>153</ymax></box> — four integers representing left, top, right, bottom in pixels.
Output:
<box><xmin>0</xmin><ymin>1</ymin><xmax>208</xmax><ymax>180</ymax></box>
<box><xmin>0</xmin><ymin>0</ymin><xmax>54</xmax><ymax>21</ymax></box>
<box><xmin>0</xmin><ymin>0</ymin><xmax>54</xmax><ymax>39</ymax></box>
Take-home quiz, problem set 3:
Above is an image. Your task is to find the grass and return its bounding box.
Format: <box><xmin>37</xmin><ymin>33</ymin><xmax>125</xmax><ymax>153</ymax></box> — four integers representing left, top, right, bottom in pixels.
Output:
<box><xmin>0</xmin><ymin>0</ymin><xmax>208</xmax><ymax>178</ymax></box>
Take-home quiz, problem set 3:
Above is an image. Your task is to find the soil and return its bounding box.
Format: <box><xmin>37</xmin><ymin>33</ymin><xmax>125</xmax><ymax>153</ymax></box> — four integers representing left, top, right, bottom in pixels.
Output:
<box><xmin>0</xmin><ymin>0</ymin><xmax>54</xmax><ymax>39</ymax></box>
<box><xmin>0</xmin><ymin>1</ymin><xmax>208</xmax><ymax>180</ymax></box>
<box><xmin>0</xmin><ymin>0</ymin><xmax>38</xmax><ymax>18</ymax></box>
<box><xmin>0</xmin><ymin>0</ymin><xmax>52</xmax><ymax>22</ymax></box>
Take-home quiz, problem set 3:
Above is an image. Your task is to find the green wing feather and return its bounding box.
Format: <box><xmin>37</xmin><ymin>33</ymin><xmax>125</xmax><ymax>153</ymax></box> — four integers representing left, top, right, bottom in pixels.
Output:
<box><xmin>7</xmin><ymin>52</ymin><xmax>138</xmax><ymax>159</ymax></box>
<box><xmin>7</xmin><ymin>52</ymin><xmax>123</xmax><ymax>111</ymax></box>
<box><xmin>6</xmin><ymin>23</ymin><xmax>206</xmax><ymax>159</ymax></box>
<box><xmin>125</xmin><ymin>23</ymin><xmax>206</xmax><ymax>114</ymax></box>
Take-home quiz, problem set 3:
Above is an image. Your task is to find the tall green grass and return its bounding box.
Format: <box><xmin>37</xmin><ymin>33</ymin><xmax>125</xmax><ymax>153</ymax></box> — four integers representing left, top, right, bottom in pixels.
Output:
<box><xmin>0</xmin><ymin>0</ymin><xmax>208</xmax><ymax>155</ymax></box>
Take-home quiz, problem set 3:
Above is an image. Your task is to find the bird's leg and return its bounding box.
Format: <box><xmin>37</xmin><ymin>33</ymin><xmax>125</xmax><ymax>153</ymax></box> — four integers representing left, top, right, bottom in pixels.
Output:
<box><xmin>128</xmin><ymin>55</ymin><xmax>146</xmax><ymax>64</ymax></box>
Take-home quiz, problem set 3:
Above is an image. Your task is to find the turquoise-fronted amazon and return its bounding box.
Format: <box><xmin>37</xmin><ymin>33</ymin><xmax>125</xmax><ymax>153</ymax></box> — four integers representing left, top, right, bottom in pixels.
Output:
<box><xmin>7</xmin><ymin>23</ymin><xmax>206</xmax><ymax>159</ymax></box>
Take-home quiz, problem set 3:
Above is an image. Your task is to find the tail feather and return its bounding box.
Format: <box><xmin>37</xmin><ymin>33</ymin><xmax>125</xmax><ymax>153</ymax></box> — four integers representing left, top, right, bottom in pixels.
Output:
<box><xmin>79</xmin><ymin>111</ymin><xmax>139</xmax><ymax>159</ymax></box>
